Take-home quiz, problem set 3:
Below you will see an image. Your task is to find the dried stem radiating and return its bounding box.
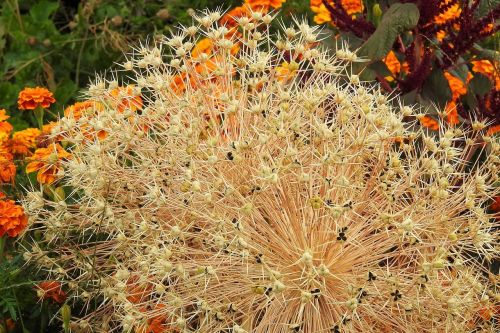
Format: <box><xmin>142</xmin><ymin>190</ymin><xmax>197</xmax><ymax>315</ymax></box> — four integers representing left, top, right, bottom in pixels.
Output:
<box><xmin>23</xmin><ymin>9</ymin><xmax>499</xmax><ymax>333</ymax></box>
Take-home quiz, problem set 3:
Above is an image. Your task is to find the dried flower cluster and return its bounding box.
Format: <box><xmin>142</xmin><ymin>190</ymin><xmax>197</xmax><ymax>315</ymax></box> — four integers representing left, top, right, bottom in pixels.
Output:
<box><xmin>23</xmin><ymin>9</ymin><xmax>499</xmax><ymax>333</ymax></box>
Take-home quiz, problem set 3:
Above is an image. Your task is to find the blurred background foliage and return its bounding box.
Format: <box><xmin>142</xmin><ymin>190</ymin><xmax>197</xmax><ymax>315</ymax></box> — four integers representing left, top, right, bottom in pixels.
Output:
<box><xmin>1</xmin><ymin>0</ymin><xmax>498</xmax><ymax>134</ymax></box>
<box><xmin>0</xmin><ymin>0</ymin><xmax>242</xmax><ymax>130</ymax></box>
<box><xmin>0</xmin><ymin>0</ymin><xmax>315</xmax><ymax>131</ymax></box>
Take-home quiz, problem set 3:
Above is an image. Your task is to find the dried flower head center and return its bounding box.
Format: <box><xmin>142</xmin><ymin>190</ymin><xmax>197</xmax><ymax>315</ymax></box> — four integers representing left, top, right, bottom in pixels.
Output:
<box><xmin>22</xmin><ymin>7</ymin><xmax>499</xmax><ymax>333</ymax></box>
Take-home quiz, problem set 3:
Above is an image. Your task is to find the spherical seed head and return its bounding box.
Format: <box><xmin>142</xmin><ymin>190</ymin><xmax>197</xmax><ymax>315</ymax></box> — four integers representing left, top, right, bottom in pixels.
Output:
<box><xmin>23</xmin><ymin>8</ymin><xmax>499</xmax><ymax>333</ymax></box>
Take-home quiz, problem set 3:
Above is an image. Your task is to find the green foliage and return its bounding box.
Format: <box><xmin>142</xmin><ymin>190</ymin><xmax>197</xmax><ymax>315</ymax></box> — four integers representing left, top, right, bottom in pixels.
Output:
<box><xmin>358</xmin><ymin>3</ymin><xmax>419</xmax><ymax>62</ymax></box>
<box><xmin>0</xmin><ymin>2</ymin><xmax>247</xmax><ymax>330</ymax></box>
<box><xmin>469</xmin><ymin>73</ymin><xmax>493</xmax><ymax>97</ymax></box>
<box><xmin>0</xmin><ymin>0</ymin><xmax>239</xmax><ymax>128</ymax></box>
<box><xmin>421</xmin><ymin>68</ymin><xmax>453</xmax><ymax>109</ymax></box>
<box><xmin>0</xmin><ymin>253</ymin><xmax>37</xmax><ymax>330</ymax></box>
<box><xmin>316</xmin><ymin>0</ymin><xmax>499</xmax><ymax>126</ymax></box>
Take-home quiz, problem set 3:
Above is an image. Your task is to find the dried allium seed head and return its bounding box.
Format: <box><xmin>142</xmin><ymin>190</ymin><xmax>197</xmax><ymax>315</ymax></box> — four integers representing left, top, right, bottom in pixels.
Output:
<box><xmin>24</xmin><ymin>9</ymin><xmax>499</xmax><ymax>333</ymax></box>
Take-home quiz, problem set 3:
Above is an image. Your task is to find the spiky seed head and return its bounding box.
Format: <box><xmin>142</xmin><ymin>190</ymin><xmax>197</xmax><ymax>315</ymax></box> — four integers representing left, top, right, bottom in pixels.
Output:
<box><xmin>23</xmin><ymin>8</ymin><xmax>499</xmax><ymax>333</ymax></box>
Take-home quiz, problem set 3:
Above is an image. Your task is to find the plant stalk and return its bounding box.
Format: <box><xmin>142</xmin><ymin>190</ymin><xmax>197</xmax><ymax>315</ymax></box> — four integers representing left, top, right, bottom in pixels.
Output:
<box><xmin>0</xmin><ymin>236</ymin><xmax>5</xmax><ymax>265</ymax></box>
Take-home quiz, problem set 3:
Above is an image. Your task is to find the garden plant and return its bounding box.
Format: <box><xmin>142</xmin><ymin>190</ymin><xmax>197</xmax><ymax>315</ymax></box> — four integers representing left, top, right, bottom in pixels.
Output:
<box><xmin>0</xmin><ymin>0</ymin><xmax>498</xmax><ymax>332</ymax></box>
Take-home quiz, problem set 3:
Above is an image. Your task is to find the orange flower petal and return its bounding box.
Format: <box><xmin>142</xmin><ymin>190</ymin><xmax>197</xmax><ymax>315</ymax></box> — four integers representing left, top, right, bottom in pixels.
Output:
<box><xmin>0</xmin><ymin>199</ymin><xmax>27</xmax><ymax>237</ymax></box>
<box><xmin>18</xmin><ymin>87</ymin><xmax>55</xmax><ymax>110</ymax></box>
<box><xmin>420</xmin><ymin>116</ymin><xmax>439</xmax><ymax>131</ymax></box>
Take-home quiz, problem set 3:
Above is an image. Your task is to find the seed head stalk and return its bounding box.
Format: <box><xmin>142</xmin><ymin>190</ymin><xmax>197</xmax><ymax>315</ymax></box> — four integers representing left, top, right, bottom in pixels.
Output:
<box><xmin>23</xmin><ymin>8</ymin><xmax>499</xmax><ymax>333</ymax></box>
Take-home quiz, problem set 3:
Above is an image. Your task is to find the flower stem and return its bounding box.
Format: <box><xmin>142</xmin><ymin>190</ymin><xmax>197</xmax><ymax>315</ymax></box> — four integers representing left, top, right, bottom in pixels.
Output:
<box><xmin>0</xmin><ymin>236</ymin><xmax>5</xmax><ymax>265</ymax></box>
<box><xmin>34</xmin><ymin>106</ymin><xmax>44</xmax><ymax>130</ymax></box>
<box><xmin>0</xmin><ymin>317</ymin><xmax>7</xmax><ymax>333</ymax></box>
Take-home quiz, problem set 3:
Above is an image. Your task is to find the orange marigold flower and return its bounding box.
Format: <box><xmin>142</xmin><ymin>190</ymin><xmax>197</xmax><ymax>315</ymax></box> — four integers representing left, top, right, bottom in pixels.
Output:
<box><xmin>144</xmin><ymin>319</ymin><xmax>166</xmax><ymax>333</ymax></box>
<box><xmin>126</xmin><ymin>275</ymin><xmax>153</xmax><ymax>304</ymax></box>
<box><xmin>0</xmin><ymin>192</ymin><xmax>5</xmax><ymax>199</ymax></box>
<box><xmin>36</xmin><ymin>281</ymin><xmax>67</xmax><ymax>303</ymax></box>
<box><xmin>491</xmin><ymin>196</ymin><xmax>500</xmax><ymax>212</ymax></box>
<box><xmin>311</xmin><ymin>0</ymin><xmax>363</xmax><ymax>22</ymax></box>
<box><xmin>383</xmin><ymin>51</ymin><xmax>402</xmax><ymax>82</ymax></box>
<box><xmin>339</xmin><ymin>0</ymin><xmax>364</xmax><ymax>15</ymax></box>
<box><xmin>477</xmin><ymin>304</ymin><xmax>500</xmax><ymax>321</ymax></box>
<box><xmin>42</xmin><ymin>121</ymin><xmax>59</xmax><ymax>136</ymax></box>
<box><xmin>384</xmin><ymin>51</ymin><xmax>401</xmax><ymax>75</ymax></box>
<box><xmin>26</xmin><ymin>144</ymin><xmax>71</xmax><ymax>185</ymax></box>
<box><xmin>400</xmin><ymin>61</ymin><xmax>410</xmax><ymax>75</ymax></box>
<box><xmin>486</xmin><ymin>124</ymin><xmax>500</xmax><ymax>137</ymax></box>
<box><xmin>0</xmin><ymin>121</ymin><xmax>13</xmax><ymax>143</ymax></box>
<box><xmin>419</xmin><ymin>116</ymin><xmax>439</xmax><ymax>131</ymax></box>
<box><xmin>10</xmin><ymin>128</ymin><xmax>41</xmax><ymax>155</ymax></box>
<box><xmin>220</xmin><ymin>6</ymin><xmax>250</xmax><ymax>29</ymax></box>
<box><xmin>170</xmin><ymin>73</ymin><xmax>189</xmax><ymax>94</ymax></box>
<box><xmin>170</xmin><ymin>54</ymin><xmax>237</xmax><ymax>94</ymax></box>
<box><xmin>0</xmin><ymin>160</ymin><xmax>15</xmax><ymax>184</ymax></box>
<box><xmin>192</xmin><ymin>38</ymin><xmax>214</xmax><ymax>58</ymax></box>
<box><xmin>482</xmin><ymin>23</ymin><xmax>494</xmax><ymax>34</ymax></box>
<box><xmin>471</xmin><ymin>60</ymin><xmax>495</xmax><ymax>76</ymax></box>
<box><xmin>0</xmin><ymin>109</ymin><xmax>10</xmax><ymax>122</ymax></box>
<box><xmin>0</xmin><ymin>142</ymin><xmax>13</xmax><ymax>157</ymax></box>
<box><xmin>17</xmin><ymin>87</ymin><xmax>56</xmax><ymax>110</ymax></box>
<box><xmin>444</xmin><ymin>71</ymin><xmax>467</xmax><ymax>100</ymax></box>
<box><xmin>471</xmin><ymin>59</ymin><xmax>500</xmax><ymax>91</ymax></box>
<box><xmin>434</xmin><ymin>1</ymin><xmax>461</xmax><ymax>25</ymax></box>
<box><xmin>0</xmin><ymin>143</ymin><xmax>15</xmax><ymax>184</ymax></box>
<box><xmin>276</xmin><ymin>61</ymin><xmax>299</xmax><ymax>82</ymax></box>
<box><xmin>37</xmin><ymin>121</ymin><xmax>64</xmax><ymax>145</ymax></box>
<box><xmin>64</xmin><ymin>100</ymin><xmax>102</xmax><ymax>120</ymax></box>
<box><xmin>62</xmin><ymin>101</ymin><xmax>106</xmax><ymax>141</ymax></box>
<box><xmin>136</xmin><ymin>304</ymin><xmax>176</xmax><ymax>333</ymax></box>
<box><xmin>444</xmin><ymin>100</ymin><xmax>459</xmax><ymax>126</ymax></box>
<box><xmin>0</xmin><ymin>199</ymin><xmax>27</xmax><ymax>237</ymax></box>
<box><xmin>108</xmin><ymin>86</ymin><xmax>143</xmax><ymax>113</ymax></box>
<box><xmin>245</xmin><ymin>0</ymin><xmax>285</xmax><ymax>10</ymax></box>
<box><xmin>5</xmin><ymin>318</ymin><xmax>15</xmax><ymax>331</ymax></box>
<box><xmin>311</xmin><ymin>3</ymin><xmax>332</xmax><ymax>24</ymax></box>
<box><xmin>491</xmin><ymin>195</ymin><xmax>500</xmax><ymax>221</ymax></box>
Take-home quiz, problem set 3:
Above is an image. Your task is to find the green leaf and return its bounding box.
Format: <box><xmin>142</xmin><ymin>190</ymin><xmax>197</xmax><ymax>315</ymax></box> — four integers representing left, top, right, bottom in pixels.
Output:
<box><xmin>368</xmin><ymin>60</ymin><xmax>394</xmax><ymax>78</ymax></box>
<box><xmin>400</xmin><ymin>89</ymin><xmax>418</xmax><ymax>105</ymax></box>
<box><xmin>0</xmin><ymin>295</ymin><xmax>18</xmax><ymax>321</ymax></box>
<box><xmin>469</xmin><ymin>73</ymin><xmax>493</xmax><ymax>97</ymax></box>
<box><xmin>318</xmin><ymin>29</ymin><xmax>363</xmax><ymax>52</ymax></box>
<box><xmin>477</xmin><ymin>0</ymin><xmax>500</xmax><ymax>17</ymax></box>
<box><xmin>9</xmin><ymin>114</ymin><xmax>31</xmax><ymax>132</ymax></box>
<box><xmin>421</xmin><ymin>68</ymin><xmax>452</xmax><ymax>109</ymax></box>
<box><xmin>364</xmin><ymin>0</ymin><xmax>378</xmax><ymax>23</ymax></box>
<box><xmin>472</xmin><ymin>44</ymin><xmax>500</xmax><ymax>63</ymax></box>
<box><xmin>0</xmin><ymin>82</ymin><xmax>20</xmax><ymax>108</ymax></box>
<box><xmin>30</xmin><ymin>1</ymin><xmax>59</xmax><ymax>22</ymax></box>
<box><xmin>0</xmin><ymin>22</ymin><xmax>5</xmax><ymax>54</ymax></box>
<box><xmin>357</xmin><ymin>3</ymin><xmax>419</xmax><ymax>63</ymax></box>
<box><xmin>448</xmin><ymin>57</ymin><xmax>470</xmax><ymax>82</ymax></box>
<box><xmin>55</xmin><ymin>79</ymin><xmax>78</xmax><ymax>108</ymax></box>
<box><xmin>461</xmin><ymin>89</ymin><xmax>477</xmax><ymax>109</ymax></box>
<box><xmin>359</xmin><ymin>68</ymin><xmax>376</xmax><ymax>81</ymax></box>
